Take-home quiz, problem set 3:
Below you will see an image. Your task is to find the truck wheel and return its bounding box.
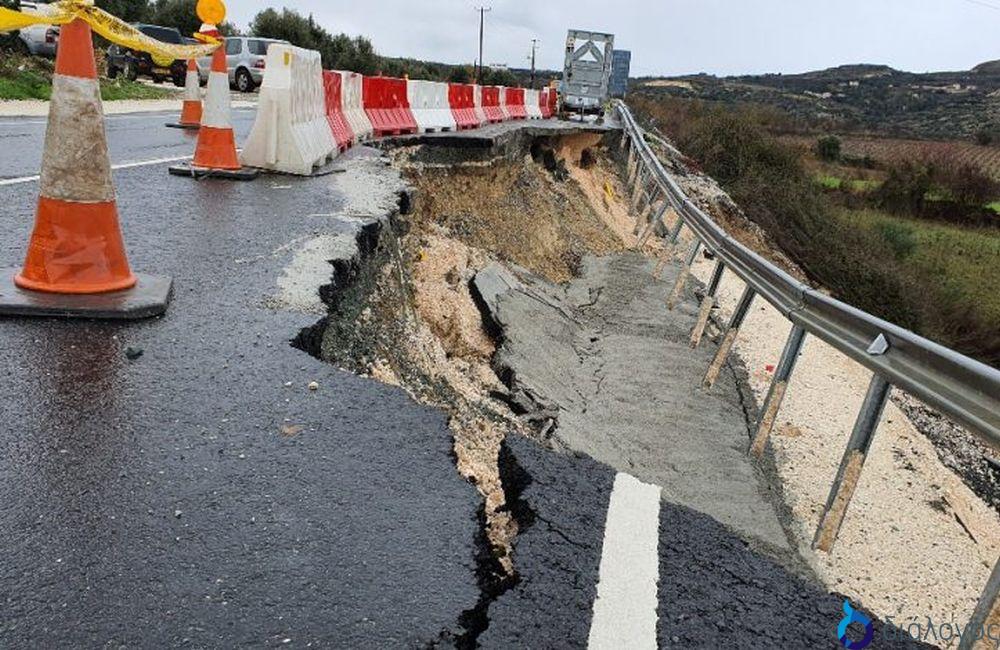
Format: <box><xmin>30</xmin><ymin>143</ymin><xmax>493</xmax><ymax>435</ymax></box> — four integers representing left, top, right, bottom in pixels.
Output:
<box><xmin>235</xmin><ymin>68</ymin><xmax>255</xmax><ymax>93</ymax></box>
<box><xmin>173</xmin><ymin>74</ymin><xmax>185</xmax><ymax>88</ymax></box>
<box><xmin>124</xmin><ymin>62</ymin><xmax>138</xmax><ymax>82</ymax></box>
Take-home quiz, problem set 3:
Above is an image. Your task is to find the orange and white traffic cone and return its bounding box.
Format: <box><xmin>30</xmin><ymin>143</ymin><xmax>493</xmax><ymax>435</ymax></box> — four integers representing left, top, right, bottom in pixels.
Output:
<box><xmin>170</xmin><ymin>29</ymin><xmax>258</xmax><ymax>180</ymax></box>
<box><xmin>167</xmin><ymin>59</ymin><xmax>202</xmax><ymax>130</ymax></box>
<box><xmin>0</xmin><ymin>18</ymin><xmax>172</xmax><ymax>319</ymax></box>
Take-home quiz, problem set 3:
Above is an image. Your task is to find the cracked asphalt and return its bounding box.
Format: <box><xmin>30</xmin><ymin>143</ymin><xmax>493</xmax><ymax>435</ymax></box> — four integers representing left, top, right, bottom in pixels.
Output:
<box><xmin>0</xmin><ymin>110</ymin><xmax>932</xmax><ymax>648</ymax></box>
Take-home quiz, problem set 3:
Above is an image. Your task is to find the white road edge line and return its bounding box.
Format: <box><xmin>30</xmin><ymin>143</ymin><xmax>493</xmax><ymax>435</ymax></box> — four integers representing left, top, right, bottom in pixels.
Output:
<box><xmin>588</xmin><ymin>472</ymin><xmax>662</xmax><ymax>650</ymax></box>
<box><xmin>0</xmin><ymin>155</ymin><xmax>193</xmax><ymax>186</ymax></box>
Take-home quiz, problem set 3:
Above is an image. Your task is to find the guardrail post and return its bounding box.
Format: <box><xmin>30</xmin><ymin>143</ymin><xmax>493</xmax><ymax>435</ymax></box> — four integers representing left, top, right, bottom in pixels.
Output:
<box><xmin>638</xmin><ymin>200</ymin><xmax>669</xmax><ymax>246</ymax></box>
<box><xmin>666</xmin><ymin>239</ymin><xmax>702</xmax><ymax>310</ymax></box>
<box><xmin>960</xmin><ymin>559</ymin><xmax>1000</xmax><ymax>650</ymax></box>
<box><xmin>689</xmin><ymin>260</ymin><xmax>726</xmax><ymax>348</ymax></box>
<box><xmin>812</xmin><ymin>373</ymin><xmax>892</xmax><ymax>553</ymax></box>
<box><xmin>636</xmin><ymin>185</ymin><xmax>652</xmax><ymax>226</ymax></box>
<box><xmin>630</xmin><ymin>167</ymin><xmax>646</xmax><ymax>213</ymax></box>
<box><xmin>652</xmin><ymin>208</ymin><xmax>685</xmax><ymax>279</ymax></box>
<box><xmin>668</xmin><ymin>210</ymin><xmax>685</xmax><ymax>244</ymax></box>
<box><xmin>626</xmin><ymin>141</ymin><xmax>638</xmax><ymax>182</ymax></box>
<box><xmin>750</xmin><ymin>325</ymin><xmax>807</xmax><ymax>457</ymax></box>
<box><xmin>702</xmin><ymin>285</ymin><xmax>757</xmax><ymax>389</ymax></box>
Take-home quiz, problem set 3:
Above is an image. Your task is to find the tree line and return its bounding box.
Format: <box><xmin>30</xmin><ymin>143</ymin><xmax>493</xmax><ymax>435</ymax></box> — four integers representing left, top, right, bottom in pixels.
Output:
<box><xmin>100</xmin><ymin>1</ymin><xmax>526</xmax><ymax>84</ymax></box>
<box><xmin>3</xmin><ymin>1</ymin><xmax>548</xmax><ymax>86</ymax></box>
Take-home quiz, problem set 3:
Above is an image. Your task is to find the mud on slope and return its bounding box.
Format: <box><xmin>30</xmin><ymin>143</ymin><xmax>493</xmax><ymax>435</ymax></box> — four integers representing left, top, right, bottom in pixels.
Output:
<box><xmin>314</xmin><ymin>133</ymin><xmax>636</xmax><ymax>579</ymax></box>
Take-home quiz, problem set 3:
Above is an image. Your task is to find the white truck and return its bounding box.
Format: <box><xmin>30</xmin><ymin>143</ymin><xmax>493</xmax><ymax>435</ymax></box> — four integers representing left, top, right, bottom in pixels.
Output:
<box><xmin>561</xmin><ymin>29</ymin><xmax>614</xmax><ymax>117</ymax></box>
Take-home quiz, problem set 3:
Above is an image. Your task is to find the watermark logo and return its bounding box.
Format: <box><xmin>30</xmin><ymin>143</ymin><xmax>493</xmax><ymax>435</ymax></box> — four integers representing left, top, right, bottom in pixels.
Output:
<box><xmin>838</xmin><ymin>600</ymin><xmax>875</xmax><ymax>649</ymax></box>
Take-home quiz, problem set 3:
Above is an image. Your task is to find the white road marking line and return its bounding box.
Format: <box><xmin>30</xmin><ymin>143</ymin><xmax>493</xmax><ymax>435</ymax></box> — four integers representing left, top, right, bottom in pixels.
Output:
<box><xmin>0</xmin><ymin>155</ymin><xmax>193</xmax><ymax>186</ymax></box>
<box><xmin>588</xmin><ymin>472</ymin><xmax>662</xmax><ymax>650</ymax></box>
<box><xmin>0</xmin><ymin>107</ymin><xmax>256</xmax><ymax>128</ymax></box>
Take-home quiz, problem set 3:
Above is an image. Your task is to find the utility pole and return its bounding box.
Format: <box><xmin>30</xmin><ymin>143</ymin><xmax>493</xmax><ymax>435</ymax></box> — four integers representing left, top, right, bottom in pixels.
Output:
<box><xmin>529</xmin><ymin>39</ymin><xmax>539</xmax><ymax>88</ymax></box>
<box><xmin>475</xmin><ymin>7</ymin><xmax>492</xmax><ymax>84</ymax></box>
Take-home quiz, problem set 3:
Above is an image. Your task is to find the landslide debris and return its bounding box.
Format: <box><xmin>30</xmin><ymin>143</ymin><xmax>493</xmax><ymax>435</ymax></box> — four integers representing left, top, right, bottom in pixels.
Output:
<box><xmin>314</xmin><ymin>133</ymin><xmax>636</xmax><ymax>580</ymax></box>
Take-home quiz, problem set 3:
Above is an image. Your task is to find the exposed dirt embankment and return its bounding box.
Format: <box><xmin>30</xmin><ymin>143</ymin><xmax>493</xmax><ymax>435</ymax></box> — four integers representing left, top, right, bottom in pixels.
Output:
<box><xmin>407</xmin><ymin>135</ymin><xmax>628</xmax><ymax>284</ymax></box>
<box><xmin>312</xmin><ymin>133</ymin><xmax>635</xmax><ymax>584</ymax></box>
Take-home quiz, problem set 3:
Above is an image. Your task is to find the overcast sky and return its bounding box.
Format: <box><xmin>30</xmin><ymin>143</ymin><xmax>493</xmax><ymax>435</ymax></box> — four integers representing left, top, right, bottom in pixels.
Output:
<box><xmin>225</xmin><ymin>0</ymin><xmax>1000</xmax><ymax>77</ymax></box>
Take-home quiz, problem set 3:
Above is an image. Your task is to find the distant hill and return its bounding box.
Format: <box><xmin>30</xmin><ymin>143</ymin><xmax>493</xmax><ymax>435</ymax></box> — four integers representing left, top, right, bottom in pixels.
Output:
<box><xmin>633</xmin><ymin>63</ymin><xmax>1000</xmax><ymax>142</ymax></box>
<box><xmin>973</xmin><ymin>60</ymin><xmax>1000</xmax><ymax>74</ymax></box>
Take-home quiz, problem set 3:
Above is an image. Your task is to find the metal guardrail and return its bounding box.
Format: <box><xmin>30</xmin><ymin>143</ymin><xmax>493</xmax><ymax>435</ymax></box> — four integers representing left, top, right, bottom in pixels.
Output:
<box><xmin>615</xmin><ymin>100</ymin><xmax>1000</xmax><ymax>648</ymax></box>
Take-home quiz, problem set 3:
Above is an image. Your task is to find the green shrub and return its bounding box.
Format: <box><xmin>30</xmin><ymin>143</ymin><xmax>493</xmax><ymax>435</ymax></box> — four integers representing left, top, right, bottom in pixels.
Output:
<box><xmin>875</xmin><ymin>220</ymin><xmax>917</xmax><ymax>259</ymax></box>
<box><xmin>817</xmin><ymin>135</ymin><xmax>842</xmax><ymax>162</ymax></box>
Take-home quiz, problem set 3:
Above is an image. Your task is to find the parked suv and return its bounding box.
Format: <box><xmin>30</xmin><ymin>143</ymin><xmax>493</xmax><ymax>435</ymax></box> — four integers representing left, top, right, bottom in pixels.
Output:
<box><xmin>107</xmin><ymin>24</ymin><xmax>187</xmax><ymax>86</ymax></box>
<box><xmin>3</xmin><ymin>1</ymin><xmax>59</xmax><ymax>57</ymax></box>
<box><xmin>198</xmin><ymin>36</ymin><xmax>289</xmax><ymax>92</ymax></box>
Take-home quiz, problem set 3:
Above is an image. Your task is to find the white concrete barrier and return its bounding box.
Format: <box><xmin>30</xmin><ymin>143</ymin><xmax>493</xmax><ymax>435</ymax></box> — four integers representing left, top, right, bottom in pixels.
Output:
<box><xmin>525</xmin><ymin>89</ymin><xmax>544</xmax><ymax>119</ymax></box>
<box><xmin>473</xmin><ymin>85</ymin><xmax>488</xmax><ymax>125</ymax></box>
<box><xmin>408</xmin><ymin>80</ymin><xmax>456</xmax><ymax>133</ymax></box>
<box><xmin>339</xmin><ymin>70</ymin><xmax>374</xmax><ymax>142</ymax></box>
<box><xmin>242</xmin><ymin>44</ymin><xmax>336</xmax><ymax>175</ymax></box>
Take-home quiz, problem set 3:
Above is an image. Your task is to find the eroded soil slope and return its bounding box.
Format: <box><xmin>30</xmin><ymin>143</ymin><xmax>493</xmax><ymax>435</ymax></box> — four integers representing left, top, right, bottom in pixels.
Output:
<box><xmin>315</xmin><ymin>133</ymin><xmax>635</xmax><ymax>576</ymax></box>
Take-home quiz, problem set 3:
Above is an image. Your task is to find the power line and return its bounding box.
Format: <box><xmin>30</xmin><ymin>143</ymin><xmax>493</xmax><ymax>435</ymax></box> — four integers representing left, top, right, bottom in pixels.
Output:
<box><xmin>475</xmin><ymin>7</ymin><xmax>492</xmax><ymax>84</ymax></box>
<box><xmin>529</xmin><ymin>39</ymin><xmax>539</xmax><ymax>88</ymax></box>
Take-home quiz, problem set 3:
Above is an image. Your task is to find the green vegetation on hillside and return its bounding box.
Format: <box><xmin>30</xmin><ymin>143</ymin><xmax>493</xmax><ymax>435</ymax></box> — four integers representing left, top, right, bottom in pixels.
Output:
<box><xmin>634</xmin><ymin>63</ymin><xmax>1000</xmax><ymax>143</ymax></box>
<box><xmin>632</xmin><ymin>96</ymin><xmax>1000</xmax><ymax>367</ymax></box>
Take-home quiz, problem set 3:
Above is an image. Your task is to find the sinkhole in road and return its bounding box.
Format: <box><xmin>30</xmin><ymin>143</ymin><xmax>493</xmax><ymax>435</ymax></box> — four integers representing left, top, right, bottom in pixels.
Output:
<box><xmin>292</xmin><ymin>131</ymin><xmax>638</xmax><ymax>645</ymax></box>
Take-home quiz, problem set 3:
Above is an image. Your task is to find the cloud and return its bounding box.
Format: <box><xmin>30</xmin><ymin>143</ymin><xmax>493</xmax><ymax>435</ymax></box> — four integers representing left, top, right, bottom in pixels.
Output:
<box><xmin>224</xmin><ymin>0</ymin><xmax>1000</xmax><ymax>76</ymax></box>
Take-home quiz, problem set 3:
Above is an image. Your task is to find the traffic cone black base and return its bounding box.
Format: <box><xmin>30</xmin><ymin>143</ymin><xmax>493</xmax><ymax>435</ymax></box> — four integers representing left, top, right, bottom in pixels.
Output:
<box><xmin>167</xmin><ymin>162</ymin><xmax>260</xmax><ymax>181</ymax></box>
<box><xmin>0</xmin><ymin>269</ymin><xmax>173</xmax><ymax>319</ymax></box>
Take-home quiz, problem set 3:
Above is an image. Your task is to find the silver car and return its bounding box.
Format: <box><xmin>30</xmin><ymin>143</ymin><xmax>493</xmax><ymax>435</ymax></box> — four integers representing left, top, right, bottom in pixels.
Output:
<box><xmin>197</xmin><ymin>36</ymin><xmax>289</xmax><ymax>93</ymax></box>
<box><xmin>3</xmin><ymin>1</ymin><xmax>59</xmax><ymax>57</ymax></box>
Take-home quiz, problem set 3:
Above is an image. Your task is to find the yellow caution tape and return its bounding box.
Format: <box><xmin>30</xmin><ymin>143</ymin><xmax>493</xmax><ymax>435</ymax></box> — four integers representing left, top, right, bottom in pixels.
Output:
<box><xmin>0</xmin><ymin>0</ymin><xmax>220</xmax><ymax>67</ymax></box>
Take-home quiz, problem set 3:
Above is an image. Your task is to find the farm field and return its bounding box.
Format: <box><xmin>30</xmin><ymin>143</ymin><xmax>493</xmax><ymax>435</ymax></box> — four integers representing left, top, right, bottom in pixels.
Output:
<box><xmin>782</xmin><ymin>134</ymin><xmax>1000</xmax><ymax>181</ymax></box>
<box><xmin>832</xmin><ymin>207</ymin><xmax>1000</xmax><ymax>362</ymax></box>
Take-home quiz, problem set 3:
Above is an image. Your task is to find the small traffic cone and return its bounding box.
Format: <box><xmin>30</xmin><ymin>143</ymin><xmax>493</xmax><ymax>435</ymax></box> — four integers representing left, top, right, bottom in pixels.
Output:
<box><xmin>0</xmin><ymin>18</ymin><xmax>172</xmax><ymax>319</ymax></box>
<box><xmin>169</xmin><ymin>33</ymin><xmax>258</xmax><ymax>180</ymax></box>
<box><xmin>166</xmin><ymin>59</ymin><xmax>202</xmax><ymax>130</ymax></box>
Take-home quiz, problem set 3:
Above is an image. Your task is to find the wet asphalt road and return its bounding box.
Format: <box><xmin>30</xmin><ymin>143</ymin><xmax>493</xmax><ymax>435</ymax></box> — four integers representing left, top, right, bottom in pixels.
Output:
<box><xmin>0</xmin><ymin>125</ymin><xmax>482</xmax><ymax>645</ymax></box>
<box><xmin>0</xmin><ymin>108</ymin><xmax>257</xmax><ymax>180</ymax></box>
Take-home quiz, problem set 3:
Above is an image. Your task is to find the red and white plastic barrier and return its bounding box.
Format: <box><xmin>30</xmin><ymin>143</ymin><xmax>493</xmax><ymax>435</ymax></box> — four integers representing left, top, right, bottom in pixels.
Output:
<box><xmin>497</xmin><ymin>86</ymin><xmax>512</xmax><ymax>121</ymax></box>
<box><xmin>525</xmin><ymin>89</ymin><xmax>543</xmax><ymax>120</ymax></box>
<box><xmin>364</xmin><ymin>76</ymin><xmax>418</xmax><ymax>136</ymax></box>
<box><xmin>339</xmin><ymin>70</ymin><xmax>373</xmax><ymax>142</ymax></box>
<box><xmin>504</xmin><ymin>87</ymin><xmax>528</xmax><ymax>120</ymax></box>
<box><xmin>539</xmin><ymin>88</ymin><xmax>553</xmax><ymax>119</ymax></box>
<box><xmin>473</xmin><ymin>85</ymin><xmax>489</xmax><ymax>125</ymax></box>
<box><xmin>323</xmin><ymin>70</ymin><xmax>354</xmax><ymax>151</ymax></box>
<box><xmin>408</xmin><ymin>79</ymin><xmax>456</xmax><ymax>133</ymax></box>
<box><xmin>242</xmin><ymin>44</ymin><xmax>336</xmax><ymax>175</ymax></box>
<box><xmin>481</xmin><ymin>86</ymin><xmax>505</xmax><ymax>123</ymax></box>
<box><xmin>449</xmin><ymin>83</ymin><xmax>481</xmax><ymax>130</ymax></box>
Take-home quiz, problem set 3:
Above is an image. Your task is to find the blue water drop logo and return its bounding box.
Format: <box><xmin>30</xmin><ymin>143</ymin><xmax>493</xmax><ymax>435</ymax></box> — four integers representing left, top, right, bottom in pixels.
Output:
<box><xmin>838</xmin><ymin>600</ymin><xmax>875</xmax><ymax>649</ymax></box>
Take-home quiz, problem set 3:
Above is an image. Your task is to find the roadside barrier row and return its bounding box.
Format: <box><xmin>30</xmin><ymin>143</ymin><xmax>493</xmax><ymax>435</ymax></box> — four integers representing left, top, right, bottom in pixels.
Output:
<box><xmin>615</xmin><ymin>100</ymin><xmax>1000</xmax><ymax>650</ymax></box>
<box><xmin>236</xmin><ymin>43</ymin><xmax>558</xmax><ymax>172</ymax></box>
